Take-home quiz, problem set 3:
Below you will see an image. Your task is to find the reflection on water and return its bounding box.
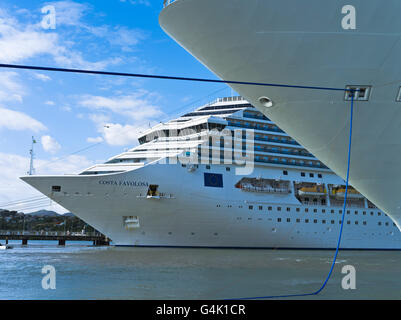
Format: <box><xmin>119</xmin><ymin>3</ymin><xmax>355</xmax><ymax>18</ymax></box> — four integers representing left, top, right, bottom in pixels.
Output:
<box><xmin>0</xmin><ymin>241</ymin><xmax>400</xmax><ymax>300</ymax></box>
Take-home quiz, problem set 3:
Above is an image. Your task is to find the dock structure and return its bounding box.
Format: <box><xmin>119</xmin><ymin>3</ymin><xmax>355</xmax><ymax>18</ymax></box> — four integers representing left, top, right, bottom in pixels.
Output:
<box><xmin>0</xmin><ymin>230</ymin><xmax>111</xmax><ymax>246</ymax></box>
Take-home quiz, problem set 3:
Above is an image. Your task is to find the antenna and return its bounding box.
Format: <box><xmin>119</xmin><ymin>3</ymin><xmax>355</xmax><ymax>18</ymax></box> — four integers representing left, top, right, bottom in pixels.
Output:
<box><xmin>28</xmin><ymin>136</ymin><xmax>36</xmax><ymax>175</ymax></box>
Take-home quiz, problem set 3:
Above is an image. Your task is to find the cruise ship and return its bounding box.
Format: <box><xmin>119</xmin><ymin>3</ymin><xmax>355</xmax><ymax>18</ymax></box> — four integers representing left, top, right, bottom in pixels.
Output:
<box><xmin>159</xmin><ymin>0</ymin><xmax>401</xmax><ymax>231</ymax></box>
<box><xmin>22</xmin><ymin>97</ymin><xmax>401</xmax><ymax>249</ymax></box>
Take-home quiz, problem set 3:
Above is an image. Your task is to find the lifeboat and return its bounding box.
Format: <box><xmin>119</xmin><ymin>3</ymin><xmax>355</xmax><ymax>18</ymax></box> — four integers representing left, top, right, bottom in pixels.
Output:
<box><xmin>333</xmin><ymin>188</ymin><xmax>364</xmax><ymax>199</ymax></box>
<box><xmin>298</xmin><ymin>186</ymin><xmax>326</xmax><ymax>196</ymax></box>
<box><xmin>237</xmin><ymin>183</ymin><xmax>289</xmax><ymax>194</ymax></box>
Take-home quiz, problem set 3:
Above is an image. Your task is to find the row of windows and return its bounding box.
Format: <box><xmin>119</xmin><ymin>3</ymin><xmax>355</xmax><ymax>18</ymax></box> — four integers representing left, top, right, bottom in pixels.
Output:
<box><xmin>283</xmin><ymin>170</ymin><xmax>323</xmax><ymax>178</ymax></box>
<box><xmin>275</xmin><ymin>218</ymin><xmax>359</xmax><ymax>225</ymax></box>
<box><xmin>300</xmin><ymin>172</ymin><xmax>323</xmax><ymax>178</ymax></box>
<box><xmin>273</xmin><ymin>218</ymin><xmax>392</xmax><ymax>226</ymax></box>
<box><xmin>236</xmin><ymin>216</ymin><xmax>395</xmax><ymax>227</ymax></box>
<box><xmin>219</xmin><ymin>204</ymin><xmax>389</xmax><ymax>220</ymax></box>
<box><xmin>244</xmin><ymin>205</ymin><xmax>384</xmax><ymax>216</ymax></box>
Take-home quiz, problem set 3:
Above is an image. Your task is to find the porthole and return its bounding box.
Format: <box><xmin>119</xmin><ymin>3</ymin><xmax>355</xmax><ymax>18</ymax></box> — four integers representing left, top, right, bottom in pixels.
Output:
<box><xmin>258</xmin><ymin>96</ymin><xmax>274</xmax><ymax>108</ymax></box>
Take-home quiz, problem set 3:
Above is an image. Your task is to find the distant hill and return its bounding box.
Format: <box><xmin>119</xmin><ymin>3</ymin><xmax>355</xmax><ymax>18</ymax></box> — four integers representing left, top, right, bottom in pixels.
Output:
<box><xmin>63</xmin><ymin>212</ymin><xmax>75</xmax><ymax>217</ymax></box>
<box><xmin>27</xmin><ymin>210</ymin><xmax>59</xmax><ymax>217</ymax></box>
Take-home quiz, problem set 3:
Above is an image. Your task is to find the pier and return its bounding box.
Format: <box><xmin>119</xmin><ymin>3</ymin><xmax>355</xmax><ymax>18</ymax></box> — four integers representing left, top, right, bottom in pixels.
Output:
<box><xmin>0</xmin><ymin>230</ymin><xmax>111</xmax><ymax>246</ymax></box>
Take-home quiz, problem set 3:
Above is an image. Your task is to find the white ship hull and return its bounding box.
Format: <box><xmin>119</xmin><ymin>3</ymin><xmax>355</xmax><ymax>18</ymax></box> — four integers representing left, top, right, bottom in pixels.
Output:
<box><xmin>21</xmin><ymin>162</ymin><xmax>401</xmax><ymax>249</ymax></box>
<box><xmin>159</xmin><ymin>0</ymin><xmax>401</xmax><ymax>230</ymax></box>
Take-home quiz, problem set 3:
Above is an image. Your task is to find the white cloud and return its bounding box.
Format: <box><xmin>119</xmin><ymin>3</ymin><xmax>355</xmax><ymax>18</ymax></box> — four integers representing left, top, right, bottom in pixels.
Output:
<box><xmin>46</xmin><ymin>1</ymin><xmax>88</xmax><ymax>28</ymax></box>
<box><xmin>0</xmin><ymin>16</ymin><xmax>60</xmax><ymax>63</ymax></box>
<box><xmin>88</xmin><ymin>113</ymin><xmax>110</xmax><ymax>124</ymax></box>
<box><xmin>45</xmin><ymin>100</ymin><xmax>55</xmax><ymax>105</ymax></box>
<box><xmin>0</xmin><ymin>107</ymin><xmax>47</xmax><ymax>132</ymax></box>
<box><xmin>101</xmin><ymin>123</ymin><xmax>149</xmax><ymax>146</ymax></box>
<box><xmin>79</xmin><ymin>90</ymin><xmax>164</xmax><ymax>121</ymax></box>
<box><xmin>119</xmin><ymin>0</ymin><xmax>151</xmax><ymax>6</ymax></box>
<box><xmin>86</xmin><ymin>136</ymin><xmax>103</xmax><ymax>143</ymax></box>
<box><xmin>60</xmin><ymin>105</ymin><xmax>72</xmax><ymax>112</ymax></box>
<box><xmin>0</xmin><ymin>72</ymin><xmax>25</xmax><ymax>103</ymax></box>
<box><xmin>80</xmin><ymin>91</ymin><xmax>164</xmax><ymax>146</ymax></box>
<box><xmin>0</xmin><ymin>6</ymin><xmax>124</xmax><ymax>69</ymax></box>
<box><xmin>41</xmin><ymin>135</ymin><xmax>61</xmax><ymax>154</ymax></box>
<box><xmin>34</xmin><ymin>73</ymin><xmax>52</xmax><ymax>82</ymax></box>
<box><xmin>91</xmin><ymin>26</ymin><xmax>147</xmax><ymax>52</ymax></box>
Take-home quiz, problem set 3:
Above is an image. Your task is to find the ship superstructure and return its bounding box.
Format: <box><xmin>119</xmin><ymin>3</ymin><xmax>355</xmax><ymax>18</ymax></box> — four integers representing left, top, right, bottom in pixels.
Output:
<box><xmin>21</xmin><ymin>97</ymin><xmax>401</xmax><ymax>249</ymax></box>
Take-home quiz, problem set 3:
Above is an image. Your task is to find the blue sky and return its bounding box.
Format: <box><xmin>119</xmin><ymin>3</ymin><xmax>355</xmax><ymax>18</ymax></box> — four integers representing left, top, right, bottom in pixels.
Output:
<box><xmin>0</xmin><ymin>0</ymin><xmax>232</xmax><ymax>212</ymax></box>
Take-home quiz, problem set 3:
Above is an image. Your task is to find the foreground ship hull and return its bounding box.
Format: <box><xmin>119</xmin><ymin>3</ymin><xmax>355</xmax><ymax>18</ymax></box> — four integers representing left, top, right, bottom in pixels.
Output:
<box><xmin>160</xmin><ymin>0</ymin><xmax>401</xmax><ymax>229</ymax></box>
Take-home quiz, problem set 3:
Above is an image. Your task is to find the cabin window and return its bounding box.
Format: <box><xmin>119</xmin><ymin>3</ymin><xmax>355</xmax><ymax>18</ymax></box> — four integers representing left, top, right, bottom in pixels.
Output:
<box><xmin>51</xmin><ymin>186</ymin><xmax>61</xmax><ymax>192</ymax></box>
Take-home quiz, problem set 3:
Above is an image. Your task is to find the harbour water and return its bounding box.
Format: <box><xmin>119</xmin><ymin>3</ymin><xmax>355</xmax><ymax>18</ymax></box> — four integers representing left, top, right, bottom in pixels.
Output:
<box><xmin>0</xmin><ymin>241</ymin><xmax>400</xmax><ymax>300</ymax></box>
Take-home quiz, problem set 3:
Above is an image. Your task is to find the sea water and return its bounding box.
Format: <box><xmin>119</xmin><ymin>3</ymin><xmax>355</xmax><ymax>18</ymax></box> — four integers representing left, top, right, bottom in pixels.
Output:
<box><xmin>0</xmin><ymin>241</ymin><xmax>400</xmax><ymax>300</ymax></box>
